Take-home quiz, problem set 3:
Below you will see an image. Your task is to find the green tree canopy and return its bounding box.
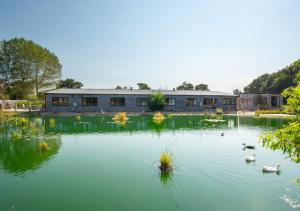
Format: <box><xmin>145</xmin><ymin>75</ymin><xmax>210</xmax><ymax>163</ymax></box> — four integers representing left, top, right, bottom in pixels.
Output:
<box><xmin>233</xmin><ymin>89</ymin><xmax>242</xmax><ymax>95</ymax></box>
<box><xmin>244</xmin><ymin>59</ymin><xmax>300</xmax><ymax>94</ymax></box>
<box><xmin>176</xmin><ymin>81</ymin><xmax>194</xmax><ymax>90</ymax></box>
<box><xmin>56</xmin><ymin>78</ymin><xmax>83</xmax><ymax>89</ymax></box>
<box><xmin>148</xmin><ymin>92</ymin><xmax>166</xmax><ymax>111</ymax></box>
<box><xmin>195</xmin><ymin>83</ymin><xmax>209</xmax><ymax>91</ymax></box>
<box><xmin>261</xmin><ymin>82</ymin><xmax>300</xmax><ymax>163</ymax></box>
<box><xmin>0</xmin><ymin>37</ymin><xmax>62</xmax><ymax>99</ymax></box>
<box><xmin>137</xmin><ymin>83</ymin><xmax>151</xmax><ymax>90</ymax></box>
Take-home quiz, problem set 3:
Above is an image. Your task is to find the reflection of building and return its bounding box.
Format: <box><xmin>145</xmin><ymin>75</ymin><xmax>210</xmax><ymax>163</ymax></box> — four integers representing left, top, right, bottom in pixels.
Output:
<box><xmin>236</xmin><ymin>94</ymin><xmax>283</xmax><ymax>111</ymax></box>
<box><xmin>45</xmin><ymin>88</ymin><xmax>237</xmax><ymax>113</ymax></box>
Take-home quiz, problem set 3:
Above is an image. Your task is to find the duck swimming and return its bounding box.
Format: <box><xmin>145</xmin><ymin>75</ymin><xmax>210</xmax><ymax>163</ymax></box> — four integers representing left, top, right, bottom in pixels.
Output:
<box><xmin>242</xmin><ymin>143</ymin><xmax>255</xmax><ymax>150</ymax></box>
<box><xmin>245</xmin><ymin>153</ymin><xmax>256</xmax><ymax>162</ymax></box>
<box><xmin>262</xmin><ymin>164</ymin><xmax>280</xmax><ymax>173</ymax></box>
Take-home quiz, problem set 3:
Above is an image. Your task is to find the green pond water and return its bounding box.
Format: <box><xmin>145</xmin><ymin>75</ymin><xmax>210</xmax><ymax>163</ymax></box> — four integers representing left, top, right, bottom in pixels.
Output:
<box><xmin>0</xmin><ymin>115</ymin><xmax>299</xmax><ymax>211</ymax></box>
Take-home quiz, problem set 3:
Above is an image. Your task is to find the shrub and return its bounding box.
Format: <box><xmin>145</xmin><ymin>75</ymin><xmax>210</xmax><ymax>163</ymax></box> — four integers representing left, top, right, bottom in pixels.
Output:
<box><xmin>159</xmin><ymin>152</ymin><xmax>173</xmax><ymax>172</ymax></box>
<box><xmin>148</xmin><ymin>92</ymin><xmax>166</xmax><ymax>111</ymax></box>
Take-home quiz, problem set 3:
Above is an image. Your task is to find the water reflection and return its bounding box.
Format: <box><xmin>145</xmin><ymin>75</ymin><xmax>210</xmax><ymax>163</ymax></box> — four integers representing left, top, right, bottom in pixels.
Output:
<box><xmin>0</xmin><ymin>136</ymin><xmax>61</xmax><ymax>175</ymax></box>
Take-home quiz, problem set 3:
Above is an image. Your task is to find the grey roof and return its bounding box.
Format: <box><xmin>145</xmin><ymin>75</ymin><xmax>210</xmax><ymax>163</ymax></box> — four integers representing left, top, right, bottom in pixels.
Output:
<box><xmin>45</xmin><ymin>88</ymin><xmax>236</xmax><ymax>97</ymax></box>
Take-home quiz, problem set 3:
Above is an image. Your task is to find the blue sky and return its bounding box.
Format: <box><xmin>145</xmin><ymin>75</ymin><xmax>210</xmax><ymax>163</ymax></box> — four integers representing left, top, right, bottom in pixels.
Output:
<box><xmin>1</xmin><ymin>0</ymin><xmax>300</xmax><ymax>92</ymax></box>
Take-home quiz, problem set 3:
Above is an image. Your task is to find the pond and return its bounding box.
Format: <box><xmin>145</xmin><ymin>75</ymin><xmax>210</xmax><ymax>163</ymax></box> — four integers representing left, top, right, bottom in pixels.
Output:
<box><xmin>0</xmin><ymin>115</ymin><xmax>299</xmax><ymax>211</ymax></box>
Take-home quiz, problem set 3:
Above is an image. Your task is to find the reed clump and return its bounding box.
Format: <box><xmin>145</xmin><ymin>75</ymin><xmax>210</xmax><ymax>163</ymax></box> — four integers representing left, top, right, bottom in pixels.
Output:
<box><xmin>75</xmin><ymin>115</ymin><xmax>81</xmax><ymax>121</ymax></box>
<box><xmin>153</xmin><ymin>112</ymin><xmax>165</xmax><ymax>124</ymax></box>
<box><xmin>38</xmin><ymin>142</ymin><xmax>50</xmax><ymax>151</ymax></box>
<box><xmin>49</xmin><ymin>118</ymin><xmax>56</xmax><ymax>128</ymax></box>
<box><xmin>113</xmin><ymin>112</ymin><xmax>129</xmax><ymax>125</ymax></box>
<box><xmin>159</xmin><ymin>152</ymin><xmax>173</xmax><ymax>172</ymax></box>
<box><xmin>216</xmin><ymin>108</ymin><xmax>223</xmax><ymax>115</ymax></box>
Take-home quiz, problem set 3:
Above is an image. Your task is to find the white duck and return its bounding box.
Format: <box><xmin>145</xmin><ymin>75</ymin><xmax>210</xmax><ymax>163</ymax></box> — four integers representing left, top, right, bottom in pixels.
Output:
<box><xmin>262</xmin><ymin>164</ymin><xmax>280</xmax><ymax>173</ymax></box>
<box><xmin>245</xmin><ymin>153</ymin><xmax>256</xmax><ymax>162</ymax></box>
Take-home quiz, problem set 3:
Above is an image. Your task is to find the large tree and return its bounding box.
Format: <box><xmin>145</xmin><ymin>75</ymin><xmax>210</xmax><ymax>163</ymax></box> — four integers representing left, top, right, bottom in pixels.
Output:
<box><xmin>244</xmin><ymin>59</ymin><xmax>300</xmax><ymax>94</ymax></box>
<box><xmin>56</xmin><ymin>78</ymin><xmax>83</xmax><ymax>89</ymax></box>
<box><xmin>195</xmin><ymin>83</ymin><xmax>209</xmax><ymax>91</ymax></box>
<box><xmin>0</xmin><ymin>38</ymin><xmax>62</xmax><ymax>99</ymax></box>
<box><xmin>176</xmin><ymin>81</ymin><xmax>194</xmax><ymax>90</ymax></box>
<box><xmin>137</xmin><ymin>83</ymin><xmax>151</xmax><ymax>90</ymax></box>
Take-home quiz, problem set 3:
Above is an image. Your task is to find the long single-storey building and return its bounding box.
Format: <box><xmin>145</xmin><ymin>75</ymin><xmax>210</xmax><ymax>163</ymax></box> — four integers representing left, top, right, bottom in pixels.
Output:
<box><xmin>44</xmin><ymin>88</ymin><xmax>237</xmax><ymax>113</ymax></box>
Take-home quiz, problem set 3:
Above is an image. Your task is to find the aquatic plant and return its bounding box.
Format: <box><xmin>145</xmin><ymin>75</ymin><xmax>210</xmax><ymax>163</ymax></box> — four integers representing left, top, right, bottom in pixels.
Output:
<box><xmin>38</xmin><ymin>142</ymin><xmax>50</xmax><ymax>151</ymax></box>
<box><xmin>153</xmin><ymin>112</ymin><xmax>165</xmax><ymax>124</ymax></box>
<box><xmin>19</xmin><ymin>117</ymin><xmax>29</xmax><ymax>125</ymax></box>
<box><xmin>11</xmin><ymin>131</ymin><xmax>22</xmax><ymax>141</ymax></box>
<box><xmin>49</xmin><ymin>118</ymin><xmax>56</xmax><ymax>128</ymax></box>
<box><xmin>113</xmin><ymin>112</ymin><xmax>129</xmax><ymax>125</ymax></box>
<box><xmin>75</xmin><ymin>115</ymin><xmax>81</xmax><ymax>121</ymax></box>
<box><xmin>159</xmin><ymin>152</ymin><xmax>173</xmax><ymax>172</ymax></box>
<box><xmin>216</xmin><ymin>108</ymin><xmax>223</xmax><ymax>115</ymax></box>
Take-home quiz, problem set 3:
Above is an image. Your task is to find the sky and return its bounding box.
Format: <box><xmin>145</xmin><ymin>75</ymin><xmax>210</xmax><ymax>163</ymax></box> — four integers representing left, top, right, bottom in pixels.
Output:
<box><xmin>0</xmin><ymin>0</ymin><xmax>300</xmax><ymax>92</ymax></box>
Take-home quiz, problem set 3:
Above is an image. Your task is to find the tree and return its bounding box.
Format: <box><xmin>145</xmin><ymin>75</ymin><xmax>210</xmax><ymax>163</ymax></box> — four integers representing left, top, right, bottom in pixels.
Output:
<box><xmin>244</xmin><ymin>59</ymin><xmax>300</xmax><ymax>94</ymax></box>
<box><xmin>176</xmin><ymin>81</ymin><xmax>194</xmax><ymax>90</ymax></box>
<box><xmin>233</xmin><ymin>89</ymin><xmax>242</xmax><ymax>95</ymax></box>
<box><xmin>137</xmin><ymin>83</ymin><xmax>150</xmax><ymax>90</ymax></box>
<box><xmin>195</xmin><ymin>84</ymin><xmax>209</xmax><ymax>91</ymax></box>
<box><xmin>261</xmin><ymin>83</ymin><xmax>300</xmax><ymax>163</ymax></box>
<box><xmin>115</xmin><ymin>85</ymin><xmax>122</xmax><ymax>89</ymax></box>
<box><xmin>148</xmin><ymin>92</ymin><xmax>166</xmax><ymax>111</ymax></box>
<box><xmin>56</xmin><ymin>78</ymin><xmax>83</xmax><ymax>89</ymax></box>
<box><xmin>0</xmin><ymin>38</ymin><xmax>62</xmax><ymax>98</ymax></box>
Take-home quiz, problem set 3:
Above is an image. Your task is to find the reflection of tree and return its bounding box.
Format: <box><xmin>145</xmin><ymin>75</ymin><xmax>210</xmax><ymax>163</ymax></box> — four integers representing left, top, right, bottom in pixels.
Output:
<box><xmin>0</xmin><ymin>136</ymin><xmax>61</xmax><ymax>175</ymax></box>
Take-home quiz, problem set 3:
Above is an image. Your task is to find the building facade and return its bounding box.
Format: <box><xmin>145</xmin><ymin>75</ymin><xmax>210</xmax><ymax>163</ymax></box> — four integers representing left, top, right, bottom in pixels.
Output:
<box><xmin>44</xmin><ymin>89</ymin><xmax>237</xmax><ymax>113</ymax></box>
<box><xmin>236</xmin><ymin>93</ymin><xmax>283</xmax><ymax>111</ymax></box>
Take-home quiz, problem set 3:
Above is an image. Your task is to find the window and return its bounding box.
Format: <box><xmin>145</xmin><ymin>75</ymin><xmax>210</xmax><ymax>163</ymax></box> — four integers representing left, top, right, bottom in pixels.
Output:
<box><xmin>185</xmin><ymin>98</ymin><xmax>197</xmax><ymax>106</ymax></box>
<box><xmin>52</xmin><ymin>97</ymin><xmax>69</xmax><ymax>106</ymax></box>
<box><xmin>136</xmin><ymin>97</ymin><xmax>149</xmax><ymax>106</ymax></box>
<box><xmin>165</xmin><ymin>98</ymin><xmax>176</xmax><ymax>106</ymax></box>
<box><xmin>110</xmin><ymin>97</ymin><xmax>125</xmax><ymax>106</ymax></box>
<box><xmin>203</xmin><ymin>98</ymin><xmax>218</xmax><ymax>108</ymax></box>
<box><xmin>82</xmin><ymin>97</ymin><xmax>98</xmax><ymax>106</ymax></box>
<box><xmin>222</xmin><ymin>98</ymin><xmax>235</xmax><ymax>105</ymax></box>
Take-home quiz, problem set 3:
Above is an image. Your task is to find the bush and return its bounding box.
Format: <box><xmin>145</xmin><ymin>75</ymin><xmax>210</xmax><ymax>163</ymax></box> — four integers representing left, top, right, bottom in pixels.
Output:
<box><xmin>148</xmin><ymin>92</ymin><xmax>166</xmax><ymax>111</ymax></box>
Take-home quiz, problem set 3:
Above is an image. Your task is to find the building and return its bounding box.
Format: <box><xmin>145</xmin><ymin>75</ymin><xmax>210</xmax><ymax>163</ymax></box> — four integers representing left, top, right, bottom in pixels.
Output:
<box><xmin>44</xmin><ymin>88</ymin><xmax>237</xmax><ymax>113</ymax></box>
<box><xmin>236</xmin><ymin>93</ymin><xmax>283</xmax><ymax>111</ymax></box>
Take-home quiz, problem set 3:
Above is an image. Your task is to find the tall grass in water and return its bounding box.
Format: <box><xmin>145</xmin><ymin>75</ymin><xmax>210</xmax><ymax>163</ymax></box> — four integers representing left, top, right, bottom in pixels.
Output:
<box><xmin>113</xmin><ymin>112</ymin><xmax>129</xmax><ymax>125</ymax></box>
<box><xmin>49</xmin><ymin>118</ymin><xmax>56</xmax><ymax>128</ymax></box>
<box><xmin>153</xmin><ymin>112</ymin><xmax>165</xmax><ymax>124</ymax></box>
<box><xmin>75</xmin><ymin>115</ymin><xmax>81</xmax><ymax>121</ymax></box>
<box><xmin>216</xmin><ymin>108</ymin><xmax>223</xmax><ymax>115</ymax></box>
<box><xmin>38</xmin><ymin>142</ymin><xmax>50</xmax><ymax>151</ymax></box>
<box><xmin>159</xmin><ymin>152</ymin><xmax>173</xmax><ymax>172</ymax></box>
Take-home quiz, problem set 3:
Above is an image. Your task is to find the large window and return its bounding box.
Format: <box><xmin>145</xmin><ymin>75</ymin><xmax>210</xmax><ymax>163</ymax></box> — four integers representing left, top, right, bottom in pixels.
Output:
<box><xmin>203</xmin><ymin>98</ymin><xmax>218</xmax><ymax>108</ymax></box>
<box><xmin>185</xmin><ymin>98</ymin><xmax>197</xmax><ymax>106</ymax></box>
<box><xmin>82</xmin><ymin>97</ymin><xmax>98</xmax><ymax>106</ymax></box>
<box><xmin>136</xmin><ymin>97</ymin><xmax>149</xmax><ymax>106</ymax></box>
<box><xmin>52</xmin><ymin>97</ymin><xmax>69</xmax><ymax>106</ymax></box>
<box><xmin>110</xmin><ymin>97</ymin><xmax>125</xmax><ymax>106</ymax></box>
<box><xmin>222</xmin><ymin>98</ymin><xmax>235</xmax><ymax>105</ymax></box>
<box><xmin>165</xmin><ymin>98</ymin><xmax>176</xmax><ymax>106</ymax></box>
